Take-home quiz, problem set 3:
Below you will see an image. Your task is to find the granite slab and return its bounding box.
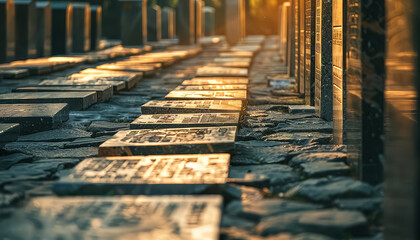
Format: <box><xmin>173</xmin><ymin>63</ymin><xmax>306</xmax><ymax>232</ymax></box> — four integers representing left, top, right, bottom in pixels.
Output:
<box><xmin>141</xmin><ymin>100</ymin><xmax>243</xmax><ymax>114</ymax></box>
<box><xmin>96</xmin><ymin>64</ymin><xmax>157</xmax><ymax>77</ymax></box>
<box><xmin>130</xmin><ymin>113</ymin><xmax>240</xmax><ymax>129</ymax></box>
<box><xmin>0</xmin><ymin>92</ymin><xmax>97</xmax><ymax>110</ymax></box>
<box><xmin>182</xmin><ymin>77</ymin><xmax>249</xmax><ymax>85</ymax></box>
<box><xmin>39</xmin><ymin>79</ymin><xmax>125</xmax><ymax>92</ymax></box>
<box><xmin>0</xmin><ymin>69</ymin><xmax>30</xmax><ymax>79</ymax></box>
<box><xmin>98</xmin><ymin>126</ymin><xmax>237</xmax><ymax>156</ymax></box>
<box><xmin>175</xmin><ymin>85</ymin><xmax>248</xmax><ymax>91</ymax></box>
<box><xmin>196</xmin><ymin>66</ymin><xmax>248</xmax><ymax>77</ymax></box>
<box><xmin>0</xmin><ymin>123</ymin><xmax>20</xmax><ymax>148</ymax></box>
<box><xmin>0</xmin><ymin>104</ymin><xmax>69</xmax><ymax>134</ymax></box>
<box><xmin>54</xmin><ymin>154</ymin><xmax>230</xmax><ymax>195</ymax></box>
<box><xmin>79</xmin><ymin>68</ymin><xmax>144</xmax><ymax>80</ymax></box>
<box><xmin>165</xmin><ymin>90</ymin><xmax>247</xmax><ymax>101</ymax></box>
<box><xmin>70</xmin><ymin>73</ymin><xmax>140</xmax><ymax>90</ymax></box>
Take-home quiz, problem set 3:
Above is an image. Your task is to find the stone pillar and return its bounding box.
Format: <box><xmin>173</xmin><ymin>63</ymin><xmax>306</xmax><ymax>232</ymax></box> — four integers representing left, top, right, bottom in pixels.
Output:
<box><xmin>72</xmin><ymin>3</ymin><xmax>90</xmax><ymax>53</ymax></box>
<box><xmin>314</xmin><ymin>0</ymin><xmax>332</xmax><ymax>120</ymax></box>
<box><xmin>176</xmin><ymin>0</ymin><xmax>194</xmax><ymax>45</ymax></box>
<box><xmin>384</xmin><ymin>0</ymin><xmax>419</xmax><ymax>238</ymax></box>
<box><xmin>293</xmin><ymin>0</ymin><xmax>299</xmax><ymax>79</ymax></box>
<box><xmin>120</xmin><ymin>0</ymin><xmax>147</xmax><ymax>47</ymax></box>
<box><xmin>147</xmin><ymin>5</ymin><xmax>161</xmax><ymax>42</ymax></box>
<box><xmin>332</xmin><ymin>0</ymin><xmax>346</xmax><ymax>144</ymax></box>
<box><xmin>346</xmin><ymin>0</ymin><xmax>386</xmax><ymax>184</ymax></box>
<box><xmin>304</xmin><ymin>0</ymin><xmax>315</xmax><ymax>105</ymax></box>
<box><xmin>35</xmin><ymin>1</ymin><xmax>51</xmax><ymax>58</ymax></box>
<box><xmin>203</xmin><ymin>7</ymin><xmax>215</xmax><ymax>36</ymax></box>
<box><xmin>161</xmin><ymin>7</ymin><xmax>174</xmax><ymax>39</ymax></box>
<box><xmin>14</xmin><ymin>0</ymin><xmax>37</xmax><ymax>60</ymax></box>
<box><xmin>298</xmin><ymin>0</ymin><xmax>305</xmax><ymax>94</ymax></box>
<box><xmin>225</xmin><ymin>0</ymin><xmax>245</xmax><ymax>45</ymax></box>
<box><xmin>287</xmin><ymin>1</ymin><xmax>295</xmax><ymax>78</ymax></box>
<box><xmin>194</xmin><ymin>0</ymin><xmax>203</xmax><ymax>44</ymax></box>
<box><xmin>0</xmin><ymin>0</ymin><xmax>15</xmax><ymax>63</ymax></box>
<box><xmin>51</xmin><ymin>2</ymin><xmax>72</xmax><ymax>55</ymax></box>
<box><xmin>90</xmin><ymin>5</ymin><xmax>101</xmax><ymax>50</ymax></box>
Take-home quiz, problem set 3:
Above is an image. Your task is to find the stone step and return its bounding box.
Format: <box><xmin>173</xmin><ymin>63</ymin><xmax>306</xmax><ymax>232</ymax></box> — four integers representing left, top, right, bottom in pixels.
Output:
<box><xmin>175</xmin><ymin>85</ymin><xmax>248</xmax><ymax>91</ymax></box>
<box><xmin>0</xmin><ymin>123</ymin><xmax>20</xmax><ymax>148</ymax></box>
<box><xmin>141</xmin><ymin>100</ymin><xmax>243</xmax><ymax>114</ymax></box>
<box><xmin>39</xmin><ymin>78</ymin><xmax>125</xmax><ymax>92</ymax></box>
<box><xmin>196</xmin><ymin>66</ymin><xmax>249</xmax><ymax>77</ymax></box>
<box><xmin>182</xmin><ymin>77</ymin><xmax>249</xmax><ymax>85</ymax></box>
<box><xmin>165</xmin><ymin>90</ymin><xmax>247</xmax><ymax>102</ymax></box>
<box><xmin>70</xmin><ymin>73</ymin><xmax>140</xmax><ymax>90</ymax></box>
<box><xmin>96</xmin><ymin>64</ymin><xmax>157</xmax><ymax>77</ymax></box>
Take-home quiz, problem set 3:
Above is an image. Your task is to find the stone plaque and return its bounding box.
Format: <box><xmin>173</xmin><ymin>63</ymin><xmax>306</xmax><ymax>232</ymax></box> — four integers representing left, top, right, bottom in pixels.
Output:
<box><xmin>72</xmin><ymin>3</ymin><xmax>90</xmax><ymax>52</ymax></box>
<box><xmin>332</xmin><ymin>0</ymin><xmax>346</xmax><ymax>144</ymax></box>
<box><xmin>0</xmin><ymin>196</ymin><xmax>222</xmax><ymax>240</ymax></box>
<box><xmin>35</xmin><ymin>2</ymin><xmax>51</xmax><ymax>58</ymax></box>
<box><xmin>54</xmin><ymin>154</ymin><xmax>229</xmax><ymax>194</ymax></box>
<box><xmin>141</xmin><ymin>100</ymin><xmax>243</xmax><ymax>114</ymax></box>
<box><xmin>314</xmin><ymin>0</ymin><xmax>332</xmax><ymax>121</ymax></box>
<box><xmin>0</xmin><ymin>123</ymin><xmax>19</xmax><ymax>148</ymax></box>
<box><xmin>131</xmin><ymin>113</ymin><xmax>239</xmax><ymax>129</ymax></box>
<box><xmin>90</xmin><ymin>5</ymin><xmax>101</xmax><ymax>50</ymax></box>
<box><xmin>204</xmin><ymin>6</ymin><xmax>215</xmax><ymax>36</ymax></box>
<box><xmin>13</xmin><ymin>85</ymin><xmax>113</xmax><ymax>102</ymax></box>
<box><xmin>304</xmin><ymin>0</ymin><xmax>315</xmax><ymax>105</ymax></box>
<box><xmin>96</xmin><ymin>64</ymin><xmax>156</xmax><ymax>77</ymax></box>
<box><xmin>165</xmin><ymin>90</ymin><xmax>247</xmax><ymax>101</ymax></box>
<box><xmin>147</xmin><ymin>5</ymin><xmax>161</xmax><ymax>42</ymax></box>
<box><xmin>0</xmin><ymin>92</ymin><xmax>97</xmax><ymax>110</ymax></box>
<box><xmin>182</xmin><ymin>77</ymin><xmax>249</xmax><ymax>85</ymax></box>
<box><xmin>79</xmin><ymin>68</ymin><xmax>144</xmax><ymax>80</ymax></box>
<box><xmin>196</xmin><ymin>66</ymin><xmax>248</xmax><ymax>77</ymax></box>
<box><xmin>71</xmin><ymin>73</ymin><xmax>140</xmax><ymax>90</ymax></box>
<box><xmin>176</xmin><ymin>0</ymin><xmax>195</xmax><ymax>45</ymax></box>
<box><xmin>14</xmin><ymin>0</ymin><xmax>37</xmax><ymax>60</ymax></box>
<box><xmin>0</xmin><ymin>103</ymin><xmax>69</xmax><ymax>134</ymax></box>
<box><xmin>51</xmin><ymin>2</ymin><xmax>72</xmax><ymax>55</ymax></box>
<box><xmin>39</xmin><ymin>78</ymin><xmax>125</xmax><ymax>92</ymax></box>
<box><xmin>98</xmin><ymin>126</ymin><xmax>237</xmax><ymax>156</ymax></box>
<box><xmin>225</xmin><ymin>0</ymin><xmax>245</xmax><ymax>45</ymax></box>
<box><xmin>175</xmin><ymin>85</ymin><xmax>247</xmax><ymax>91</ymax></box>
<box><xmin>0</xmin><ymin>0</ymin><xmax>15</xmax><ymax>63</ymax></box>
<box><xmin>120</xmin><ymin>0</ymin><xmax>147</xmax><ymax>46</ymax></box>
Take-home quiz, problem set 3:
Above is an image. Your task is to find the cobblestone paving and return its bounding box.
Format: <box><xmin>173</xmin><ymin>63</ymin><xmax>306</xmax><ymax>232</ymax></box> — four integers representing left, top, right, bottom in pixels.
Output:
<box><xmin>0</xmin><ymin>37</ymin><xmax>383</xmax><ymax>239</ymax></box>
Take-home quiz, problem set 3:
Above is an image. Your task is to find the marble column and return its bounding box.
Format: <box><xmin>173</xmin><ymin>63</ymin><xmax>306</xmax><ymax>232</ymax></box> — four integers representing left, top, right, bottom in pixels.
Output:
<box><xmin>147</xmin><ymin>5</ymin><xmax>161</xmax><ymax>42</ymax></box>
<box><xmin>120</xmin><ymin>0</ymin><xmax>147</xmax><ymax>47</ymax></box>
<box><xmin>35</xmin><ymin>1</ymin><xmax>51</xmax><ymax>58</ymax></box>
<box><xmin>0</xmin><ymin>0</ymin><xmax>15</xmax><ymax>63</ymax></box>
<box><xmin>14</xmin><ymin>0</ymin><xmax>37</xmax><ymax>60</ymax></box>
<box><xmin>176</xmin><ymin>0</ymin><xmax>194</xmax><ymax>45</ymax></box>
<box><xmin>51</xmin><ymin>2</ymin><xmax>72</xmax><ymax>55</ymax></box>
<box><xmin>225</xmin><ymin>0</ymin><xmax>245</xmax><ymax>45</ymax></box>
<box><xmin>90</xmin><ymin>5</ymin><xmax>101</xmax><ymax>50</ymax></box>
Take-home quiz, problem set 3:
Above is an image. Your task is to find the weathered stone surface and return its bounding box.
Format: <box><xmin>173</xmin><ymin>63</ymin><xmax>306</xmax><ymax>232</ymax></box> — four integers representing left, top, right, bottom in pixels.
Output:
<box><xmin>54</xmin><ymin>154</ymin><xmax>230</xmax><ymax>195</ymax></box>
<box><xmin>175</xmin><ymin>85</ymin><xmax>248</xmax><ymax>91</ymax></box>
<box><xmin>0</xmin><ymin>196</ymin><xmax>223</xmax><ymax>240</ymax></box>
<box><xmin>39</xmin><ymin>78</ymin><xmax>125</xmax><ymax>93</ymax></box>
<box><xmin>0</xmin><ymin>192</ymin><xmax>25</xmax><ymax>207</ymax></box>
<box><xmin>0</xmin><ymin>69</ymin><xmax>30</xmax><ymax>79</ymax></box>
<box><xmin>249</xmin><ymin>96</ymin><xmax>305</xmax><ymax>106</ymax></box>
<box><xmin>0</xmin><ymin>92</ymin><xmax>97</xmax><ymax>110</ymax></box>
<box><xmin>232</xmin><ymin>142</ymin><xmax>293</xmax><ymax>165</ymax></box>
<box><xmin>263</xmin><ymin>132</ymin><xmax>332</xmax><ymax>144</ymax></box>
<box><xmin>288</xmin><ymin>105</ymin><xmax>316</xmax><ymax>114</ymax></box>
<box><xmin>334</xmin><ymin>198</ymin><xmax>383</xmax><ymax>216</ymax></box>
<box><xmin>271</xmin><ymin>119</ymin><xmax>333</xmax><ymax>134</ymax></box>
<box><xmin>0</xmin><ymin>104</ymin><xmax>69</xmax><ymax>134</ymax></box>
<box><xmin>87</xmin><ymin>121</ymin><xmax>130</xmax><ymax>133</ymax></box>
<box><xmin>289</xmin><ymin>152</ymin><xmax>347</xmax><ymax>168</ymax></box>
<box><xmin>99</xmin><ymin>127</ymin><xmax>237</xmax><ymax>156</ymax></box>
<box><xmin>96</xmin><ymin>64</ymin><xmax>157</xmax><ymax>77</ymax></box>
<box><xmin>165</xmin><ymin>90</ymin><xmax>247</xmax><ymax>101</ymax></box>
<box><xmin>256</xmin><ymin>210</ymin><xmax>368</xmax><ymax>238</ymax></box>
<box><xmin>182</xmin><ymin>77</ymin><xmax>249</xmax><ymax>85</ymax></box>
<box><xmin>0</xmin><ymin>123</ymin><xmax>20</xmax><ymax>148</ymax></box>
<box><xmin>285</xmin><ymin>177</ymin><xmax>374</xmax><ymax>203</ymax></box>
<box><xmin>268</xmin><ymin>78</ymin><xmax>297</xmax><ymax>90</ymax></box>
<box><xmin>237</xmin><ymin>127</ymin><xmax>267</xmax><ymax>141</ymax></box>
<box><xmin>0</xmin><ymin>153</ymin><xmax>32</xmax><ymax>170</ymax></box>
<box><xmin>221</xmin><ymin>229</ymin><xmax>333</xmax><ymax>240</ymax></box>
<box><xmin>18</xmin><ymin>128</ymin><xmax>91</xmax><ymax>142</ymax></box>
<box><xmin>131</xmin><ymin>113</ymin><xmax>240</xmax><ymax>129</ymax></box>
<box><xmin>141</xmin><ymin>100</ymin><xmax>243</xmax><ymax>114</ymax></box>
<box><xmin>63</xmin><ymin>136</ymin><xmax>111</xmax><ymax>148</ymax></box>
<box><xmin>196</xmin><ymin>66</ymin><xmax>248</xmax><ymax>77</ymax></box>
<box><xmin>301</xmin><ymin>162</ymin><xmax>350</xmax><ymax>178</ymax></box>
<box><xmin>70</xmin><ymin>73</ymin><xmax>140</xmax><ymax>90</ymax></box>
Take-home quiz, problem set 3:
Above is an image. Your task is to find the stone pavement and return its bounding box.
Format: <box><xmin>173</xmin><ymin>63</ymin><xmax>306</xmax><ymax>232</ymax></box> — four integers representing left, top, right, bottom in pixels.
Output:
<box><xmin>0</xmin><ymin>37</ymin><xmax>383</xmax><ymax>239</ymax></box>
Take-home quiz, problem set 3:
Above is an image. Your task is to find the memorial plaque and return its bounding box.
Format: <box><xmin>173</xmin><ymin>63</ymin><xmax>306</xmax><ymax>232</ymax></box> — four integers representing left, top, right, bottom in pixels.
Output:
<box><xmin>39</xmin><ymin>78</ymin><xmax>125</xmax><ymax>92</ymax></box>
<box><xmin>176</xmin><ymin>0</ymin><xmax>195</xmax><ymax>45</ymax></box>
<box><xmin>304</xmin><ymin>0</ymin><xmax>315</xmax><ymax>105</ymax></box>
<box><xmin>14</xmin><ymin>0</ymin><xmax>37</xmax><ymax>60</ymax></box>
<box><xmin>120</xmin><ymin>0</ymin><xmax>147</xmax><ymax>46</ymax></box>
<box><xmin>71</xmin><ymin>73</ymin><xmax>140</xmax><ymax>90</ymax></box>
<box><xmin>141</xmin><ymin>100</ymin><xmax>243</xmax><ymax>114</ymax></box>
<box><xmin>131</xmin><ymin>113</ymin><xmax>239</xmax><ymax>129</ymax></box>
<box><xmin>175</xmin><ymin>85</ymin><xmax>247</xmax><ymax>91</ymax></box>
<box><xmin>165</xmin><ymin>90</ymin><xmax>247</xmax><ymax>102</ymax></box>
<box><xmin>204</xmin><ymin>7</ymin><xmax>215</xmax><ymax>36</ymax></box>
<box><xmin>182</xmin><ymin>77</ymin><xmax>249</xmax><ymax>85</ymax></box>
<box><xmin>147</xmin><ymin>5</ymin><xmax>161</xmax><ymax>42</ymax></box>
<box><xmin>0</xmin><ymin>92</ymin><xmax>97</xmax><ymax>110</ymax></box>
<box><xmin>0</xmin><ymin>123</ymin><xmax>19</xmax><ymax>148</ymax></box>
<box><xmin>90</xmin><ymin>5</ymin><xmax>101</xmax><ymax>50</ymax></box>
<box><xmin>0</xmin><ymin>196</ymin><xmax>222</xmax><ymax>240</ymax></box>
<box><xmin>13</xmin><ymin>85</ymin><xmax>113</xmax><ymax>102</ymax></box>
<box><xmin>0</xmin><ymin>0</ymin><xmax>15</xmax><ymax>63</ymax></box>
<box><xmin>196</xmin><ymin>67</ymin><xmax>248</xmax><ymax>77</ymax></box>
<box><xmin>35</xmin><ymin>2</ymin><xmax>51</xmax><ymax>58</ymax></box>
<box><xmin>161</xmin><ymin>7</ymin><xmax>174</xmax><ymax>39</ymax></box>
<box><xmin>314</xmin><ymin>0</ymin><xmax>332</xmax><ymax>120</ymax></box>
<box><xmin>0</xmin><ymin>103</ymin><xmax>69</xmax><ymax>134</ymax></box>
<box><xmin>332</xmin><ymin>0</ymin><xmax>346</xmax><ymax>144</ymax></box>
<box><xmin>225</xmin><ymin>0</ymin><xmax>245</xmax><ymax>45</ymax></box>
<box><xmin>51</xmin><ymin>2</ymin><xmax>72</xmax><ymax>55</ymax></box>
<box><xmin>54</xmin><ymin>154</ymin><xmax>230</xmax><ymax>194</ymax></box>
<box><xmin>99</xmin><ymin>126</ymin><xmax>237</xmax><ymax>156</ymax></box>
<box><xmin>72</xmin><ymin>3</ymin><xmax>90</xmax><ymax>52</ymax></box>
<box><xmin>96</xmin><ymin>64</ymin><xmax>156</xmax><ymax>77</ymax></box>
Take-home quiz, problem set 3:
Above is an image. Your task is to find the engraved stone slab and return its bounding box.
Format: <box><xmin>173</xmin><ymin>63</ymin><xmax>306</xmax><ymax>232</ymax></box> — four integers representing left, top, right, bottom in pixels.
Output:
<box><xmin>131</xmin><ymin>113</ymin><xmax>240</xmax><ymax>129</ymax></box>
<box><xmin>196</xmin><ymin>66</ymin><xmax>248</xmax><ymax>77</ymax></box>
<box><xmin>13</xmin><ymin>85</ymin><xmax>113</xmax><ymax>102</ymax></box>
<box><xmin>71</xmin><ymin>73</ymin><xmax>140</xmax><ymax>90</ymax></box>
<box><xmin>206</xmin><ymin>62</ymin><xmax>251</xmax><ymax>69</ymax></box>
<box><xmin>0</xmin><ymin>103</ymin><xmax>69</xmax><ymax>134</ymax></box>
<box><xmin>39</xmin><ymin>78</ymin><xmax>125</xmax><ymax>92</ymax></box>
<box><xmin>165</xmin><ymin>90</ymin><xmax>247</xmax><ymax>101</ymax></box>
<box><xmin>175</xmin><ymin>85</ymin><xmax>248</xmax><ymax>91</ymax></box>
<box><xmin>213</xmin><ymin>57</ymin><xmax>251</xmax><ymax>63</ymax></box>
<box><xmin>0</xmin><ymin>196</ymin><xmax>222</xmax><ymax>240</ymax></box>
<box><xmin>96</xmin><ymin>64</ymin><xmax>157</xmax><ymax>77</ymax></box>
<box><xmin>0</xmin><ymin>123</ymin><xmax>20</xmax><ymax>148</ymax></box>
<box><xmin>141</xmin><ymin>100</ymin><xmax>243</xmax><ymax>114</ymax></box>
<box><xmin>0</xmin><ymin>92</ymin><xmax>97</xmax><ymax>110</ymax></box>
<box><xmin>219</xmin><ymin>52</ymin><xmax>253</xmax><ymax>58</ymax></box>
<box><xmin>54</xmin><ymin>154</ymin><xmax>230</xmax><ymax>195</ymax></box>
<box><xmin>79</xmin><ymin>68</ymin><xmax>144</xmax><ymax>79</ymax></box>
<box><xmin>182</xmin><ymin>77</ymin><xmax>249</xmax><ymax>85</ymax></box>
<box><xmin>98</xmin><ymin>126</ymin><xmax>237</xmax><ymax>156</ymax></box>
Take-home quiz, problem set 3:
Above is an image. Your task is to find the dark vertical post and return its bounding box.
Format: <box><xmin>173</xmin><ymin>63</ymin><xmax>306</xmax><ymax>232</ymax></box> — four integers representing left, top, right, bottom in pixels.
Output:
<box><xmin>293</xmin><ymin>0</ymin><xmax>299</xmax><ymax>79</ymax></box>
<box><xmin>304</xmin><ymin>0</ymin><xmax>315</xmax><ymax>105</ymax></box>
<box><xmin>226</xmin><ymin>0</ymin><xmax>245</xmax><ymax>45</ymax></box>
<box><xmin>14</xmin><ymin>0</ymin><xmax>36</xmax><ymax>60</ymax></box>
<box><xmin>299</xmin><ymin>0</ymin><xmax>305</xmax><ymax>94</ymax></box>
<box><xmin>0</xmin><ymin>0</ymin><xmax>15</xmax><ymax>63</ymax></box>
<box><xmin>314</xmin><ymin>0</ymin><xmax>332</xmax><ymax>120</ymax></box>
<box><xmin>120</xmin><ymin>0</ymin><xmax>147</xmax><ymax>47</ymax></box>
<box><xmin>286</xmin><ymin>1</ymin><xmax>294</xmax><ymax>78</ymax></box>
<box><xmin>176</xmin><ymin>0</ymin><xmax>194</xmax><ymax>45</ymax></box>
<box><xmin>90</xmin><ymin>5</ymin><xmax>101</xmax><ymax>50</ymax></box>
<box><xmin>72</xmin><ymin>3</ymin><xmax>90</xmax><ymax>53</ymax></box>
<box><xmin>161</xmin><ymin>7</ymin><xmax>174</xmax><ymax>39</ymax></box>
<box><xmin>204</xmin><ymin>7</ymin><xmax>215</xmax><ymax>36</ymax></box>
<box><xmin>194</xmin><ymin>0</ymin><xmax>202</xmax><ymax>44</ymax></box>
<box><xmin>35</xmin><ymin>2</ymin><xmax>51</xmax><ymax>58</ymax></box>
<box><xmin>51</xmin><ymin>2</ymin><xmax>72</xmax><ymax>55</ymax></box>
<box><xmin>147</xmin><ymin>5</ymin><xmax>161</xmax><ymax>42</ymax></box>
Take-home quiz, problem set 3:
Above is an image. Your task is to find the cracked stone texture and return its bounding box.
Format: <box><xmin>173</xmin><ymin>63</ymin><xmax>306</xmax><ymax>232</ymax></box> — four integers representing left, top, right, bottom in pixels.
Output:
<box><xmin>300</xmin><ymin>161</ymin><xmax>350</xmax><ymax>178</ymax></box>
<box><xmin>289</xmin><ymin>152</ymin><xmax>347</xmax><ymax>168</ymax></box>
